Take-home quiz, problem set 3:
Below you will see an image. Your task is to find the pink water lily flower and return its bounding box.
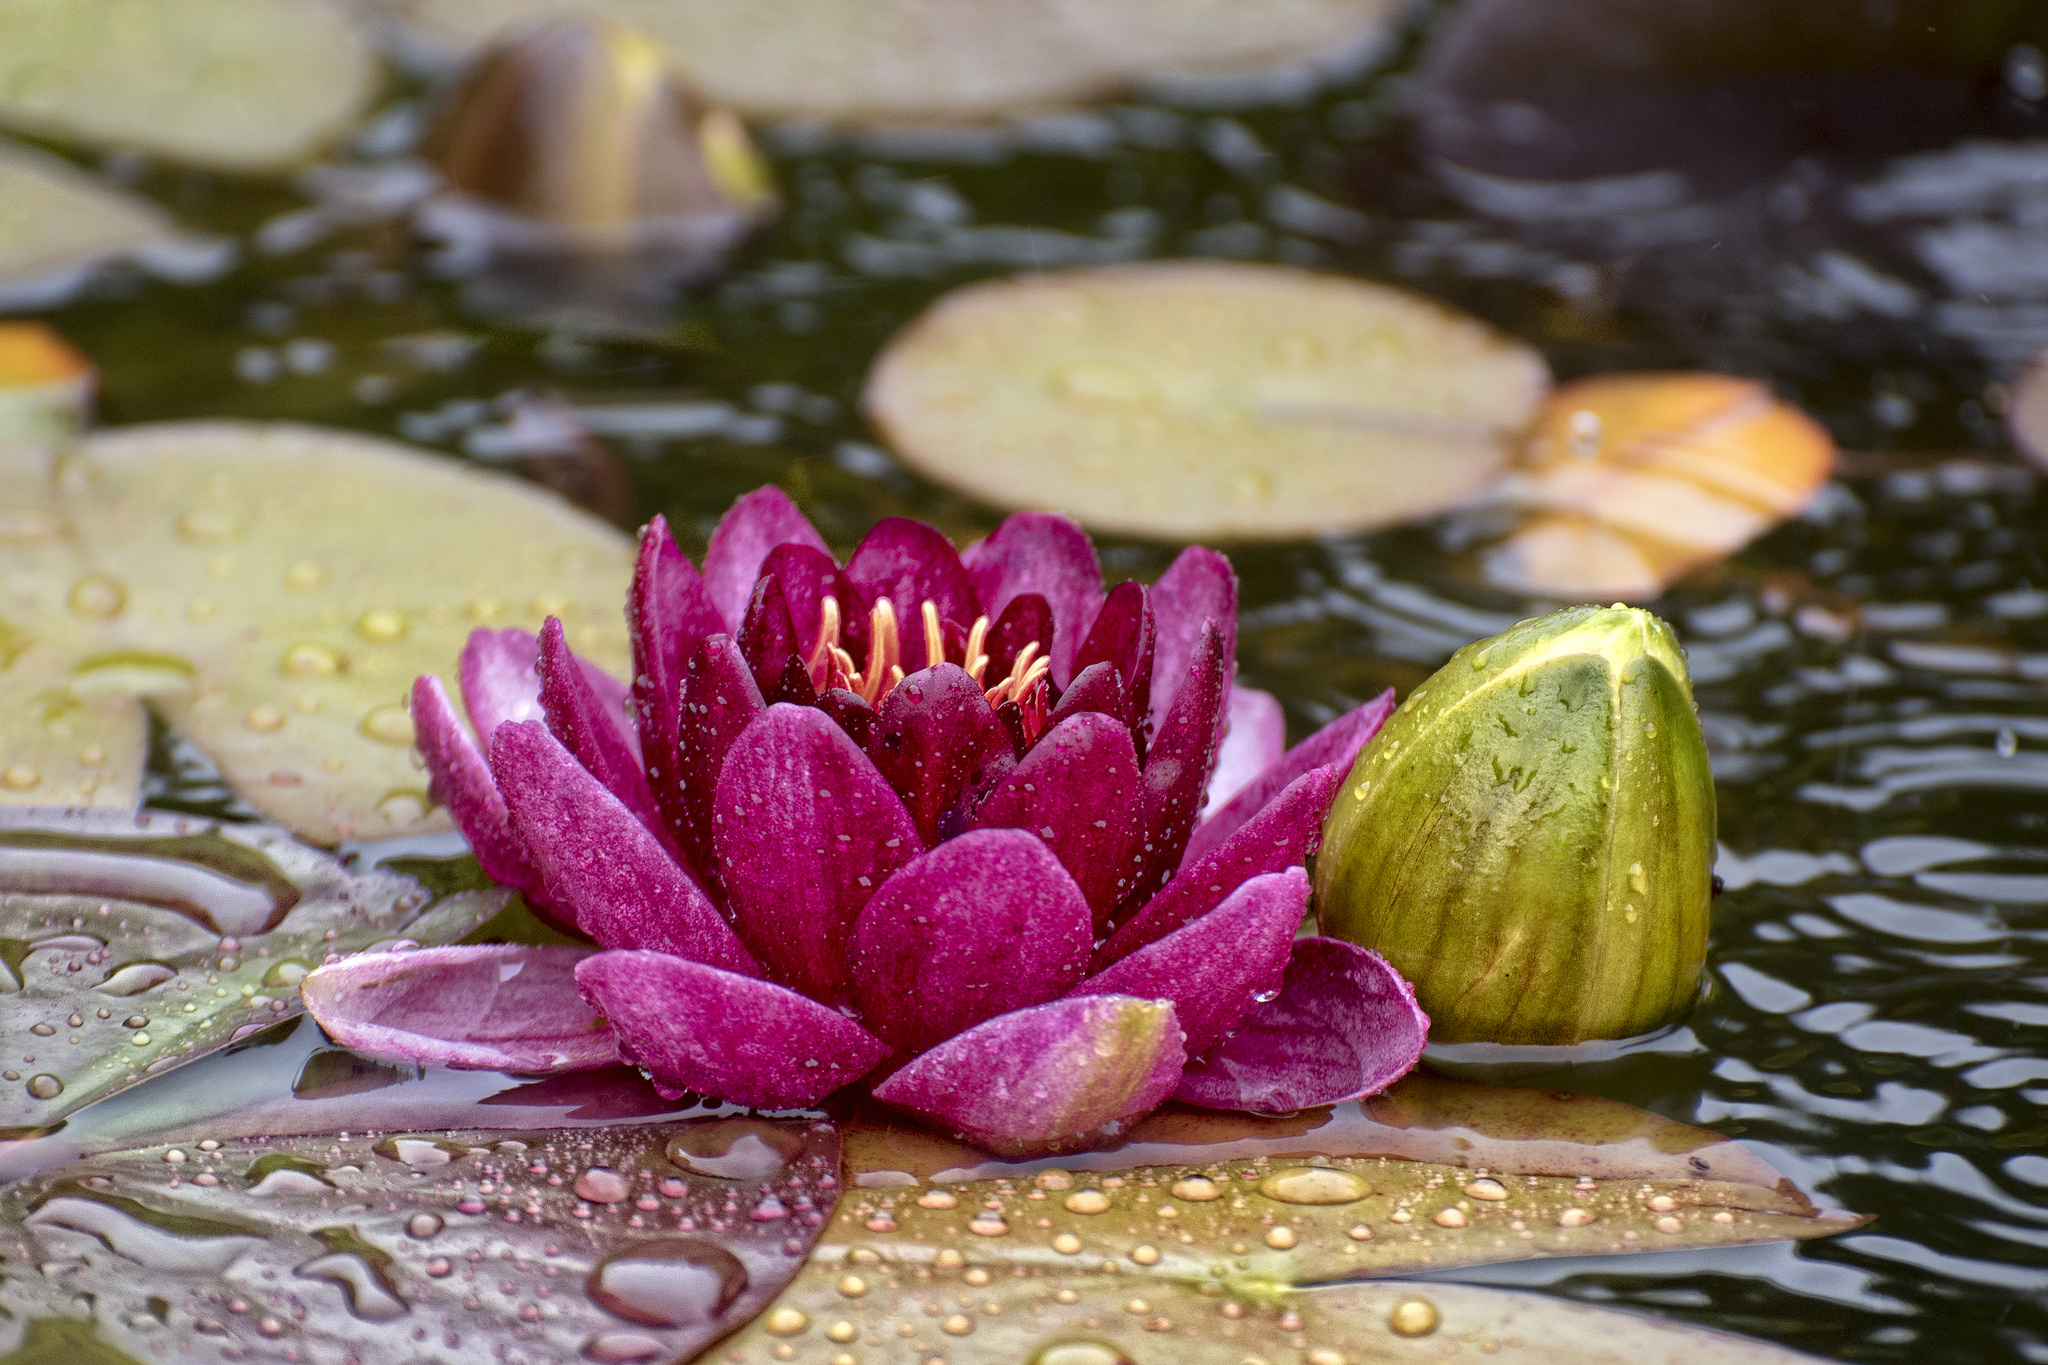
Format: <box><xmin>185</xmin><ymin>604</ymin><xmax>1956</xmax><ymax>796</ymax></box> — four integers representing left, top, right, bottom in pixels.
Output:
<box><xmin>303</xmin><ymin>488</ymin><xmax>1427</xmax><ymax>1154</ymax></box>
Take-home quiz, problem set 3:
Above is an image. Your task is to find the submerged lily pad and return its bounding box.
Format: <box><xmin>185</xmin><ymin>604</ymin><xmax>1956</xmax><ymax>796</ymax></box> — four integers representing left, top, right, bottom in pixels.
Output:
<box><xmin>864</xmin><ymin>262</ymin><xmax>1549</xmax><ymax>541</ymax></box>
<box><xmin>719</xmin><ymin>1260</ymin><xmax>1831</xmax><ymax>1364</ymax></box>
<box><xmin>372</xmin><ymin>0</ymin><xmax>1405</xmax><ymax>123</ymax></box>
<box><xmin>0</xmin><ymin>443</ymin><xmax>146</xmax><ymax>812</ymax></box>
<box><xmin>0</xmin><ymin>1115</ymin><xmax>839</xmax><ymax>1363</ymax></box>
<box><xmin>38</xmin><ymin>422</ymin><xmax>633</xmax><ymax>843</ymax></box>
<box><xmin>0</xmin><ymin>808</ymin><xmax>504</xmax><ymax>1132</ymax></box>
<box><xmin>0</xmin><ymin>0</ymin><xmax>379</xmax><ymax>171</ymax></box>
<box><xmin>1477</xmin><ymin>373</ymin><xmax>1837</xmax><ymax>600</ymax></box>
<box><xmin>0</xmin><ymin>139</ymin><xmax>177</xmax><ymax>305</ymax></box>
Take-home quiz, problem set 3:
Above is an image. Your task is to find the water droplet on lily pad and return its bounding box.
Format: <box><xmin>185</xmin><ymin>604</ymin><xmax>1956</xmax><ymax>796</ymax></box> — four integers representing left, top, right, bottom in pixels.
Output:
<box><xmin>588</xmin><ymin>1240</ymin><xmax>749</xmax><ymax>1326</ymax></box>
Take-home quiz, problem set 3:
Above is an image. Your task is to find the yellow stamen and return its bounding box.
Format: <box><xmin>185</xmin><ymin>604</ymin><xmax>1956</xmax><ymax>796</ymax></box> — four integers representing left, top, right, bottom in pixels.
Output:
<box><xmin>861</xmin><ymin>598</ymin><xmax>900</xmax><ymax>705</ymax></box>
<box><xmin>922</xmin><ymin>600</ymin><xmax>944</xmax><ymax>671</ymax></box>
<box><xmin>808</xmin><ymin>596</ymin><xmax>842</xmax><ymax>688</ymax></box>
<box><xmin>1014</xmin><ymin>655</ymin><xmax>1051</xmax><ymax>696</ymax></box>
<box><xmin>963</xmin><ymin>615</ymin><xmax>991</xmax><ymax>685</ymax></box>
<box><xmin>1007</xmin><ymin>641</ymin><xmax>1041</xmax><ymax>688</ymax></box>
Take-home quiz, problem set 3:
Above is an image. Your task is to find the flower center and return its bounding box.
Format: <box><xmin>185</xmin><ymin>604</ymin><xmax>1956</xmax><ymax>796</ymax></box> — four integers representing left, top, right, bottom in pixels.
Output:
<box><xmin>806</xmin><ymin>596</ymin><xmax>1050</xmax><ymax>715</ymax></box>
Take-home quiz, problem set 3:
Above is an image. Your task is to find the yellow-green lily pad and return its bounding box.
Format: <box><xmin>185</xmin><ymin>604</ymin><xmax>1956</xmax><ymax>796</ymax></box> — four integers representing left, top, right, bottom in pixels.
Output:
<box><xmin>0</xmin><ymin>0</ymin><xmax>379</xmax><ymax>171</ymax></box>
<box><xmin>370</xmin><ymin>0</ymin><xmax>1406</xmax><ymax>123</ymax></box>
<box><xmin>863</xmin><ymin>262</ymin><xmax>1549</xmax><ymax>541</ymax></box>
<box><xmin>0</xmin><ymin>443</ymin><xmax>145</xmax><ymax>811</ymax></box>
<box><xmin>0</xmin><ymin>138</ymin><xmax>177</xmax><ymax>303</ymax></box>
<box><xmin>40</xmin><ymin>421</ymin><xmax>633</xmax><ymax>844</ymax></box>
<box><xmin>0</xmin><ymin>808</ymin><xmax>504</xmax><ymax>1132</ymax></box>
<box><xmin>720</xmin><ymin>1263</ymin><xmax>1831</xmax><ymax>1364</ymax></box>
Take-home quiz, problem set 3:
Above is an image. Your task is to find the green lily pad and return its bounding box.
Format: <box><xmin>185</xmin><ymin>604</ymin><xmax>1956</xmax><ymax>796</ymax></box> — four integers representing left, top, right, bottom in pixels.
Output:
<box><xmin>0</xmin><ymin>443</ymin><xmax>145</xmax><ymax>811</ymax></box>
<box><xmin>370</xmin><ymin>0</ymin><xmax>1406</xmax><ymax>123</ymax></box>
<box><xmin>717</xmin><ymin>1261</ymin><xmax>1832</xmax><ymax>1365</ymax></box>
<box><xmin>863</xmin><ymin>262</ymin><xmax>1549</xmax><ymax>541</ymax></box>
<box><xmin>0</xmin><ymin>1116</ymin><xmax>840</xmax><ymax>1363</ymax></box>
<box><xmin>36</xmin><ymin>422</ymin><xmax>633</xmax><ymax>843</ymax></box>
<box><xmin>0</xmin><ymin>139</ymin><xmax>177</xmax><ymax>303</ymax></box>
<box><xmin>0</xmin><ymin>0</ymin><xmax>379</xmax><ymax>171</ymax></box>
<box><xmin>0</xmin><ymin>808</ymin><xmax>504</xmax><ymax>1133</ymax></box>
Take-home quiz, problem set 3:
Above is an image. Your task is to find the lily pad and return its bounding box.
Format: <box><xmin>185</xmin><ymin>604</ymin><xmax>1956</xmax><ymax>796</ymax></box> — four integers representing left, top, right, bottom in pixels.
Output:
<box><xmin>0</xmin><ymin>1115</ymin><xmax>840</xmax><ymax>1363</ymax></box>
<box><xmin>0</xmin><ymin>442</ymin><xmax>145</xmax><ymax>812</ymax></box>
<box><xmin>1477</xmin><ymin>373</ymin><xmax>1837</xmax><ymax>600</ymax></box>
<box><xmin>40</xmin><ymin>422</ymin><xmax>633</xmax><ymax>843</ymax></box>
<box><xmin>863</xmin><ymin>262</ymin><xmax>1549</xmax><ymax>541</ymax></box>
<box><xmin>718</xmin><ymin>1260</ymin><xmax>1832</xmax><ymax>1364</ymax></box>
<box><xmin>0</xmin><ymin>0</ymin><xmax>379</xmax><ymax>171</ymax></box>
<box><xmin>370</xmin><ymin>0</ymin><xmax>1406</xmax><ymax>123</ymax></box>
<box><xmin>0</xmin><ymin>139</ymin><xmax>177</xmax><ymax>305</ymax></box>
<box><xmin>0</xmin><ymin>808</ymin><xmax>504</xmax><ymax>1132</ymax></box>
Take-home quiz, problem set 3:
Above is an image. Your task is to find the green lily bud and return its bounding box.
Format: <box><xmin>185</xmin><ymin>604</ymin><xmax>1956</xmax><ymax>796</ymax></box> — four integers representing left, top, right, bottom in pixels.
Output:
<box><xmin>1315</xmin><ymin>605</ymin><xmax>1714</xmax><ymax>1045</ymax></box>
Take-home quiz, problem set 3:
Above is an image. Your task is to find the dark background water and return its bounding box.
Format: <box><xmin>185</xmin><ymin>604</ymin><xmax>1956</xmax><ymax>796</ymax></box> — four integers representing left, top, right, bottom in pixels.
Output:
<box><xmin>22</xmin><ymin>0</ymin><xmax>2048</xmax><ymax>1359</ymax></box>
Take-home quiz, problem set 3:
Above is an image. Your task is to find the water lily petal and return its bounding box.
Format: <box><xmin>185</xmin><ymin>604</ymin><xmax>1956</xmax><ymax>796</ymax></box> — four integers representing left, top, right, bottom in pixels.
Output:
<box><xmin>873</xmin><ymin>994</ymin><xmax>1186</xmax><ymax>1156</ymax></box>
<box><xmin>493</xmin><ymin>720</ymin><xmax>758</xmax><ymax>974</ymax></box>
<box><xmin>1098</xmin><ymin>763</ymin><xmax>1338</xmax><ymax>967</ymax></box>
<box><xmin>1072</xmin><ymin>579</ymin><xmax>1154</xmax><ymax>731</ymax></box>
<box><xmin>844</xmin><ymin>516</ymin><xmax>980</xmax><ymax>664</ymax></box>
<box><xmin>1046</xmin><ymin>659</ymin><xmax>1130</xmax><ymax>733</ymax></box>
<box><xmin>1184</xmin><ymin>689</ymin><xmax>1393</xmax><ymax>868</ymax></box>
<box><xmin>674</xmin><ymin>634</ymin><xmax>765</xmax><ymax>887</ymax></box>
<box><xmin>538</xmin><ymin>617</ymin><xmax>668</xmax><ymax>852</ymax></box>
<box><xmin>983</xmin><ymin>590</ymin><xmax>1055</xmax><ymax>684</ymax></box>
<box><xmin>868</xmin><ymin>663</ymin><xmax>1013</xmax><ymax>845</ymax></box>
<box><xmin>1175</xmin><ymin>937</ymin><xmax>1428</xmax><ymax>1112</ymax></box>
<box><xmin>577</xmin><ymin>949</ymin><xmax>889</xmax><ymax>1107</ymax></box>
<box><xmin>969</xmin><ymin>710</ymin><xmax>1142</xmax><ymax>928</ymax></box>
<box><xmin>739</xmin><ymin>571</ymin><xmax>810</xmax><ymax>703</ymax></box>
<box><xmin>1132</xmin><ymin>618</ymin><xmax>1228</xmax><ymax>905</ymax></box>
<box><xmin>630</xmin><ymin>515</ymin><xmax>727</xmax><ymax>856</ymax></box>
<box><xmin>961</xmin><ymin>510</ymin><xmax>1104</xmax><ymax>686</ymax></box>
<box><xmin>459</xmin><ymin>625</ymin><xmax>545</xmax><ymax>739</ymax></box>
<box><xmin>1206</xmin><ymin>685</ymin><xmax>1285</xmax><ymax>817</ymax></box>
<box><xmin>410</xmin><ymin>675</ymin><xmax>537</xmax><ymax>897</ymax></box>
<box><xmin>849</xmin><ymin>828</ymin><xmax>1091</xmax><ymax>1053</ymax></box>
<box><xmin>1070</xmin><ymin>867</ymin><xmax>1303</xmax><ymax>1059</ymax></box>
<box><xmin>816</xmin><ymin>686</ymin><xmax>877</xmax><ymax>749</ymax></box>
<box><xmin>302</xmin><ymin>944</ymin><xmax>616</xmax><ymax>1072</ymax></box>
<box><xmin>713</xmin><ymin>703</ymin><xmax>923</xmax><ymax>1003</ymax></box>
<box><xmin>763</xmin><ymin>541</ymin><xmax>868</xmax><ymax>668</ymax></box>
<box><xmin>703</xmin><ymin>484</ymin><xmax>831</xmax><ymax>631</ymax></box>
<box><xmin>1148</xmin><ymin>545</ymin><xmax>1236</xmax><ymax>733</ymax></box>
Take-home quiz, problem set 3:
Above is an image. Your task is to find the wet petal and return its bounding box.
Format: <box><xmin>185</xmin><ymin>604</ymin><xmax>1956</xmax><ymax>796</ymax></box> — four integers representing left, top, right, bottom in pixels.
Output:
<box><xmin>713</xmin><ymin>704</ymin><xmax>923</xmax><ymax>1003</ymax></box>
<box><xmin>1206</xmin><ymin>685</ymin><xmax>1285</xmax><ymax>816</ymax></box>
<box><xmin>1175</xmin><ymin>937</ymin><xmax>1428</xmax><ymax>1112</ymax></box>
<box><xmin>844</xmin><ymin>516</ymin><xmax>980</xmax><ymax>664</ymax></box>
<box><xmin>763</xmin><ymin>541</ymin><xmax>867</xmax><ymax>667</ymax></box>
<box><xmin>1073</xmin><ymin>867</ymin><xmax>1303</xmax><ymax>1058</ymax></box>
<box><xmin>868</xmin><ymin>663</ymin><xmax>1012</xmax><ymax>845</ymax></box>
<box><xmin>850</xmin><ymin>828</ymin><xmax>1092</xmax><ymax>1053</ymax></box>
<box><xmin>410</xmin><ymin>675</ymin><xmax>537</xmax><ymax>897</ymax></box>
<box><xmin>492</xmin><ymin>720</ymin><xmax>758</xmax><ymax>974</ymax></box>
<box><xmin>1045</xmin><ymin>659</ymin><xmax>1130</xmax><ymax>733</ymax></box>
<box><xmin>961</xmin><ymin>510</ymin><xmax>1104</xmax><ymax>686</ymax></box>
<box><xmin>459</xmin><ymin>625</ymin><xmax>544</xmax><ymax>739</ymax></box>
<box><xmin>302</xmin><ymin>944</ymin><xmax>616</xmax><ymax>1072</ymax></box>
<box><xmin>1072</xmin><ymin>579</ymin><xmax>1154</xmax><ymax>730</ymax></box>
<box><xmin>1148</xmin><ymin>545</ymin><xmax>1236</xmax><ymax>733</ymax></box>
<box><xmin>816</xmin><ymin>686</ymin><xmax>877</xmax><ymax>749</ymax></box>
<box><xmin>1132</xmin><ymin>619</ymin><xmax>1228</xmax><ymax>904</ymax></box>
<box><xmin>1098</xmin><ymin>763</ymin><xmax>1339</xmax><ymax>967</ymax></box>
<box><xmin>630</xmin><ymin>515</ymin><xmax>726</xmax><ymax>855</ymax></box>
<box><xmin>674</xmin><ymin>635</ymin><xmax>765</xmax><ymax>887</ymax></box>
<box><xmin>872</xmin><ymin>995</ymin><xmax>1186</xmax><ymax>1156</ymax></box>
<box><xmin>983</xmin><ymin>590</ymin><xmax>1054</xmax><ymax>684</ymax></box>
<box><xmin>577</xmin><ymin>949</ymin><xmax>888</xmax><ymax>1107</ymax></box>
<box><xmin>969</xmin><ymin>710</ymin><xmax>1142</xmax><ymax>929</ymax></box>
<box><xmin>703</xmin><ymin>484</ymin><xmax>830</xmax><ymax>631</ymax></box>
<box><xmin>538</xmin><ymin>617</ymin><xmax>667</xmax><ymax>849</ymax></box>
<box><xmin>738</xmin><ymin>572</ymin><xmax>809</xmax><ymax>703</ymax></box>
<box><xmin>1184</xmin><ymin>689</ymin><xmax>1392</xmax><ymax>868</ymax></box>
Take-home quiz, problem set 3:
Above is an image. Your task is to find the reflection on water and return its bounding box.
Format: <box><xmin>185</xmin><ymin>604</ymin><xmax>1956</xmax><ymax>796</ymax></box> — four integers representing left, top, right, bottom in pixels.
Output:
<box><xmin>20</xmin><ymin>0</ymin><xmax>2048</xmax><ymax>1358</ymax></box>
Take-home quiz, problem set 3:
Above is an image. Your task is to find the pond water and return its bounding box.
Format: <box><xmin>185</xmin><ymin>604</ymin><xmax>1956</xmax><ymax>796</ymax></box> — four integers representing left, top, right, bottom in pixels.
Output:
<box><xmin>18</xmin><ymin>0</ymin><xmax>2048</xmax><ymax>1360</ymax></box>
